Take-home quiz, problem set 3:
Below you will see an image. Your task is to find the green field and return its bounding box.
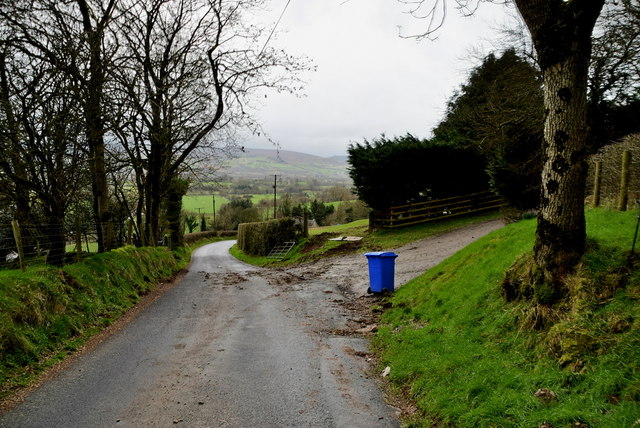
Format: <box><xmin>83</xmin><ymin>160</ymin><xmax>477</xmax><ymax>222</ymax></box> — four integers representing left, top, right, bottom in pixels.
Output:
<box><xmin>65</xmin><ymin>242</ymin><xmax>99</xmax><ymax>253</ymax></box>
<box><xmin>182</xmin><ymin>195</ymin><xmax>229</xmax><ymax>214</ymax></box>
<box><xmin>182</xmin><ymin>194</ymin><xmax>280</xmax><ymax>214</ymax></box>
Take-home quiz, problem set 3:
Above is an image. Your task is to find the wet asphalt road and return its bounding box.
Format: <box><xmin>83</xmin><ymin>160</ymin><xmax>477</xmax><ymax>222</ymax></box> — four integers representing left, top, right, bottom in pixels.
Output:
<box><xmin>0</xmin><ymin>241</ymin><xmax>399</xmax><ymax>428</ymax></box>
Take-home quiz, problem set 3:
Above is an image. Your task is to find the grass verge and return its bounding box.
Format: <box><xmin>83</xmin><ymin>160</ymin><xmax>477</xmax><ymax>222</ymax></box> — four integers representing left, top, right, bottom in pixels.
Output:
<box><xmin>0</xmin><ymin>236</ymin><xmax>226</xmax><ymax>402</ymax></box>
<box><xmin>373</xmin><ymin>208</ymin><xmax>640</xmax><ymax>427</ymax></box>
<box><xmin>231</xmin><ymin>211</ymin><xmax>501</xmax><ymax>267</ymax></box>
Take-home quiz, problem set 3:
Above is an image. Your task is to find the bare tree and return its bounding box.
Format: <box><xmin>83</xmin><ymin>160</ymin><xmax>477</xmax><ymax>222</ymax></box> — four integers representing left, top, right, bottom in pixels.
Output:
<box><xmin>0</xmin><ymin>0</ymin><xmax>310</xmax><ymax>260</ymax></box>
<box><xmin>590</xmin><ymin>1</ymin><xmax>640</xmax><ymax>107</ymax></box>
<box><xmin>0</xmin><ymin>0</ymin><xmax>119</xmax><ymax>252</ymax></box>
<box><xmin>588</xmin><ymin>0</ymin><xmax>640</xmax><ymax>148</ymax></box>
<box><xmin>113</xmin><ymin>0</ymin><xmax>309</xmax><ymax>245</ymax></box>
<box><xmin>0</xmin><ymin>50</ymin><xmax>32</xmax><ymax>226</ymax></box>
<box><xmin>0</xmin><ymin>39</ymin><xmax>87</xmax><ymax>265</ymax></box>
<box><xmin>500</xmin><ymin>1</ymin><xmax>640</xmax><ymax>148</ymax></box>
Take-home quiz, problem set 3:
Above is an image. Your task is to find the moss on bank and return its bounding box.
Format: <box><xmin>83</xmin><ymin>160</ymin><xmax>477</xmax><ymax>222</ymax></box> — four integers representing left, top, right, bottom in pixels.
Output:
<box><xmin>0</xmin><ymin>237</ymin><xmax>226</xmax><ymax>399</ymax></box>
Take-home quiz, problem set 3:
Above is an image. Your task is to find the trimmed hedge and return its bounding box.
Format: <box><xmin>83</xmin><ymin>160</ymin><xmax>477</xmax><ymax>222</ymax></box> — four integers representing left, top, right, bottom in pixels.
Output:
<box><xmin>237</xmin><ymin>218</ymin><xmax>301</xmax><ymax>256</ymax></box>
<box><xmin>183</xmin><ymin>230</ymin><xmax>236</xmax><ymax>244</ymax></box>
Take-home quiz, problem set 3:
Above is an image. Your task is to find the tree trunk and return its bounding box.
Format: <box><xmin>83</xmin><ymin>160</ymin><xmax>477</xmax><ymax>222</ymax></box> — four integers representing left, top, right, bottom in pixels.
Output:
<box><xmin>166</xmin><ymin>178</ymin><xmax>188</xmax><ymax>250</ymax></box>
<box><xmin>514</xmin><ymin>0</ymin><xmax>605</xmax><ymax>303</ymax></box>
<box><xmin>13</xmin><ymin>184</ymin><xmax>34</xmax><ymax>257</ymax></box>
<box><xmin>136</xmin><ymin>182</ymin><xmax>145</xmax><ymax>246</ymax></box>
<box><xmin>88</xmin><ymin>137</ymin><xmax>110</xmax><ymax>252</ymax></box>
<box><xmin>44</xmin><ymin>203</ymin><xmax>67</xmax><ymax>267</ymax></box>
<box><xmin>78</xmin><ymin>0</ymin><xmax>112</xmax><ymax>253</ymax></box>
<box><xmin>147</xmin><ymin>134</ymin><xmax>164</xmax><ymax>246</ymax></box>
<box><xmin>533</xmin><ymin>54</ymin><xmax>590</xmax><ymax>300</ymax></box>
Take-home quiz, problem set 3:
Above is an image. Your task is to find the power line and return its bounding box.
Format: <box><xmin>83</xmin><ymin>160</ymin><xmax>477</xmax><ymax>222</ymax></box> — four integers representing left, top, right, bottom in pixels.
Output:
<box><xmin>259</xmin><ymin>0</ymin><xmax>292</xmax><ymax>57</ymax></box>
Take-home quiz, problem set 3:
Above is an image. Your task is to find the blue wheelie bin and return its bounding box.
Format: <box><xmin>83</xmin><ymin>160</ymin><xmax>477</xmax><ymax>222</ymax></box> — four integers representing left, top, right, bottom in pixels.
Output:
<box><xmin>365</xmin><ymin>252</ymin><xmax>398</xmax><ymax>293</ymax></box>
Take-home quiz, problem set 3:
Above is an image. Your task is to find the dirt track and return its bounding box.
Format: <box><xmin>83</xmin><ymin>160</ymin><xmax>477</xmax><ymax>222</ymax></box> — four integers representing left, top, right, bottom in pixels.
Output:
<box><xmin>286</xmin><ymin>218</ymin><xmax>505</xmax><ymax>296</ymax></box>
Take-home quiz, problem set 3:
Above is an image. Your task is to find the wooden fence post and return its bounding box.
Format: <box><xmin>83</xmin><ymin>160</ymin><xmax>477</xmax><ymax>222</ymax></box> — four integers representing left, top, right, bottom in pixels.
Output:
<box><xmin>592</xmin><ymin>160</ymin><xmax>602</xmax><ymax>208</ymax></box>
<box><xmin>618</xmin><ymin>150</ymin><xmax>631</xmax><ymax>211</ymax></box>
<box><xmin>11</xmin><ymin>220</ymin><xmax>26</xmax><ymax>272</ymax></box>
<box><xmin>75</xmin><ymin>217</ymin><xmax>82</xmax><ymax>263</ymax></box>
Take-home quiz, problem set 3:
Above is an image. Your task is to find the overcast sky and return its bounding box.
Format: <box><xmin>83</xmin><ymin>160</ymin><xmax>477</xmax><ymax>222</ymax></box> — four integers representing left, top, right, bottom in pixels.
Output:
<box><xmin>244</xmin><ymin>0</ymin><xmax>519</xmax><ymax>158</ymax></box>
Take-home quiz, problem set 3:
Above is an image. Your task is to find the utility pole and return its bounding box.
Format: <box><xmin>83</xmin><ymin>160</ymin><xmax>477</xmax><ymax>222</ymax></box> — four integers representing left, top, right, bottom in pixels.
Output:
<box><xmin>212</xmin><ymin>195</ymin><xmax>216</xmax><ymax>230</ymax></box>
<box><xmin>273</xmin><ymin>174</ymin><xmax>279</xmax><ymax>219</ymax></box>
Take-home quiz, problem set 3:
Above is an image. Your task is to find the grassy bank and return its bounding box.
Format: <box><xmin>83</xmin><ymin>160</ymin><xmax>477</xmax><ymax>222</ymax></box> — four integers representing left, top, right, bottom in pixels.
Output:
<box><xmin>230</xmin><ymin>212</ymin><xmax>501</xmax><ymax>266</ymax></box>
<box><xmin>0</xmin><ymin>237</ymin><xmax>225</xmax><ymax>399</ymax></box>
<box><xmin>374</xmin><ymin>208</ymin><xmax>640</xmax><ymax>427</ymax></box>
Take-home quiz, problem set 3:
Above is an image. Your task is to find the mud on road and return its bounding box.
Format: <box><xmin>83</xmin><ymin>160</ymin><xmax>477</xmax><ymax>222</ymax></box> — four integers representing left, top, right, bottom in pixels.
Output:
<box><xmin>0</xmin><ymin>219</ymin><xmax>503</xmax><ymax>427</ymax></box>
<box><xmin>1</xmin><ymin>241</ymin><xmax>399</xmax><ymax>427</ymax></box>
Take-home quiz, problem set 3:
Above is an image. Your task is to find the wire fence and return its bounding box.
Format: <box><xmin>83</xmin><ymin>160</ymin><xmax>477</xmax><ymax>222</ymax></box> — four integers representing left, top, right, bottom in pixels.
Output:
<box><xmin>1</xmin><ymin>220</ymin><xmax>238</xmax><ymax>271</ymax></box>
<box><xmin>0</xmin><ymin>221</ymin><xmax>132</xmax><ymax>271</ymax></box>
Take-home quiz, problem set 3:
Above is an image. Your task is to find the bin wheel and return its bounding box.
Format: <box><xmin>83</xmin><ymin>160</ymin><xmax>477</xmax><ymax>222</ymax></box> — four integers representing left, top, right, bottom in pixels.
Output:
<box><xmin>366</xmin><ymin>287</ymin><xmax>372</xmax><ymax>294</ymax></box>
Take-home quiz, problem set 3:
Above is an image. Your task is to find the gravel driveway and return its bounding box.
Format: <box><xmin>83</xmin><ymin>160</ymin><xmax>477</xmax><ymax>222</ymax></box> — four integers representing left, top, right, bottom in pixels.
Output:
<box><xmin>287</xmin><ymin>218</ymin><xmax>505</xmax><ymax>296</ymax></box>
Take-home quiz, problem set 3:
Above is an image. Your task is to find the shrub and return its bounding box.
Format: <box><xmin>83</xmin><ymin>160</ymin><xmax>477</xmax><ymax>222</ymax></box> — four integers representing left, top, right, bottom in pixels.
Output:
<box><xmin>348</xmin><ymin>134</ymin><xmax>489</xmax><ymax>211</ymax></box>
<box><xmin>216</xmin><ymin>198</ymin><xmax>262</xmax><ymax>230</ymax></box>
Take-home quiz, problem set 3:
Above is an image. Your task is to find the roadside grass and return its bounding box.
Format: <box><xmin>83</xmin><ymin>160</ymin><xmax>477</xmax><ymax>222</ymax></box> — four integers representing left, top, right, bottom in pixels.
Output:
<box><xmin>0</xmin><ymin>236</ymin><xmax>226</xmax><ymax>400</ymax></box>
<box><xmin>308</xmin><ymin>219</ymin><xmax>369</xmax><ymax>236</ymax></box>
<box><xmin>231</xmin><ymin>211</ymin><xmax>501</xmax><ymax>267</ymax></box>
<box><xmin>374</xmin><ymin>208</ymin><xmax>640</xmax><ymax>427</ymax></box>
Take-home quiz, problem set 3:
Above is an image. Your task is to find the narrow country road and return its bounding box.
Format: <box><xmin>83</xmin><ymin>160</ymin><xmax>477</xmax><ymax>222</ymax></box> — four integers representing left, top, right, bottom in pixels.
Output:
<box><xmin>0</xmin><ymin>241</ymin><xmax>399</xmax><ymax>428</ymax></box>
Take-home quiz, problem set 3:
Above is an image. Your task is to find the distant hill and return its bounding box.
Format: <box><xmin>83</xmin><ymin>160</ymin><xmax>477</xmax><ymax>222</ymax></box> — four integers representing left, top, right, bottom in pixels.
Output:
<box><xmin>220</xmin><ymin>148</ymin><xmax>349</xmax><ymax>181</ymax></box>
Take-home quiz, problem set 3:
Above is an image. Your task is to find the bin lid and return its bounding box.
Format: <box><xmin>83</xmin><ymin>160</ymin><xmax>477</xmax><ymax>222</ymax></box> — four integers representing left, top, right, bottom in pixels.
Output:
<box><xmin>365</xmin><ymin>251</ymin><xmax>398</xmax><ymax>258</ymax></box>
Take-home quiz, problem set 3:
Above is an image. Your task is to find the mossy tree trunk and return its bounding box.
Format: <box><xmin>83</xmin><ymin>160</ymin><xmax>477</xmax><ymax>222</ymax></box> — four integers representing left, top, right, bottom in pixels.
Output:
<box><xmin>166</xmin><ymin>178</ymin><xmax>189</xmax><ymax>250</ymax></box>
<box><xmin>514</xmin><ymin>0</ymin><xmax>605</xmax><ymax>302</ymax></box>
<box><xmin>46</xmin><ymin>210</ymin><xmax>67</xmax><ymax>267</ymax></box>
